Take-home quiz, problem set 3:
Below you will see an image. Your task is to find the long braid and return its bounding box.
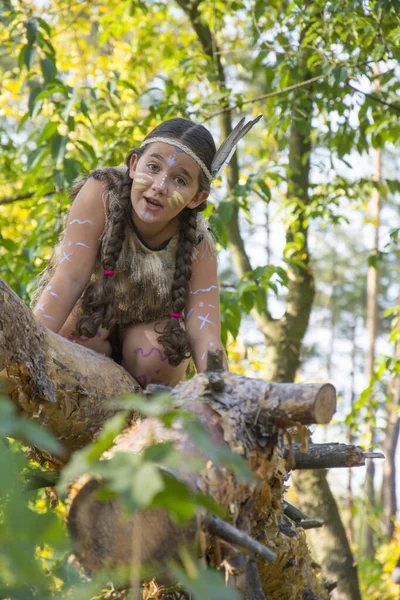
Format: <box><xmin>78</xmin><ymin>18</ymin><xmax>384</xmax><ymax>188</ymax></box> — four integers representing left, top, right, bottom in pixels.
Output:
<box><xmin>75</xmin><ymin>169</ymin><xmax>132</xmax><ymax>337</ymax></box>
<box><xmin>157</xmin><ymin>208</ymin><xmax>198</xmax><ymax>366</ymax></box>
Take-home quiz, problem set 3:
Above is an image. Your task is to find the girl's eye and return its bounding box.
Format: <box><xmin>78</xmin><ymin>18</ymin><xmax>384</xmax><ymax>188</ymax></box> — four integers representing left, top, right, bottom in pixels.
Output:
<box><xmin>175</xmin><ymin>176</ymin><xmax>187</xmax><ymax>186</ymax></box>
<box><xmin>147</xmin><ymin>163</ymin><xmax>159</xmax><ymax>172</ymax></box>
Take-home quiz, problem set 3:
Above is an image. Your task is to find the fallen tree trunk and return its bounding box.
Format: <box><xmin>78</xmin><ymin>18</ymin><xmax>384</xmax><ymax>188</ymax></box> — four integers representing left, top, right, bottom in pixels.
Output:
<box><xmin>0</xmin><ymin>276</ymin><xmax>336</xmax><ymax>463</ymax></box>
<box><xmin>0</xmin><ymin>277</ymin><xmax>140</xmax><ymax>460</ymax></box>
<box><xmin>289</xmin><ymin>443</ymin><xmax>384</xmax><ymax>470</ymax></box>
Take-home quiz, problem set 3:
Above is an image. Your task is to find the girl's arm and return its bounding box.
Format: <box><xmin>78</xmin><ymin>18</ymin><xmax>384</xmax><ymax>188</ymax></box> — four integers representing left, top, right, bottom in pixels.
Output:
<box><xmin>185</xmin><ymin>239</ymin><xmax>228</xmax><ymax>373</ymax></box>
<box><xmin>33</xmin><ymin>178</ymin><xmax>106</xmax><ymax>333</ymax></box>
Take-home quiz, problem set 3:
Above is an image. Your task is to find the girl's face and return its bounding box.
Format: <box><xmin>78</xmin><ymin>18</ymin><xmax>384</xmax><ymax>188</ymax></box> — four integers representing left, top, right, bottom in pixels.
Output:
<box><xmin>129</xmin><ymin>142</ymin><xmax>209</xmax><ymax>226</ymax></box>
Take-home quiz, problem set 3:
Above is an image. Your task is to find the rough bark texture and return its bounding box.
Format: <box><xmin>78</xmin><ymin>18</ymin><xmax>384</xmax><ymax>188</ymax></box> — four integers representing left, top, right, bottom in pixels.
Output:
<box><xmin>289</xmin><ymin>443</ymin><xmax>384</xmax><ymax>470</ymax></box>
<box><xmin>68</xmin><ymin>381</ymin><xmax>331</xmax><ymax>599</ymax></box>
<box><xmin>0</xmin><ymin>276</ymin><xmax>140</xmax><ymax>461</ymax></box>
<box><xmin>293</xmin><ymin>470</ymin><xmax>362</xmax><ymax>600</ymax></box>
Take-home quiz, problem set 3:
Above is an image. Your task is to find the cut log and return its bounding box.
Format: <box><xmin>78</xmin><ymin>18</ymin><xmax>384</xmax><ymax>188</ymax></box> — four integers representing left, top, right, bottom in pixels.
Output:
<box><xmin>288</xmin><ymin>443</ymin><xmax>384</xmax><ymax>470</ymax></box>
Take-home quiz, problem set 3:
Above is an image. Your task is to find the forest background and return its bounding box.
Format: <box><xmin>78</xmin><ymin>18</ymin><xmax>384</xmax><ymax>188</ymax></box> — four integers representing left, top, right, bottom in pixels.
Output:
<box><xmin>0</xmin><ymin>0</ymin><xmax>400</xmax><ymax>598</ymax></box>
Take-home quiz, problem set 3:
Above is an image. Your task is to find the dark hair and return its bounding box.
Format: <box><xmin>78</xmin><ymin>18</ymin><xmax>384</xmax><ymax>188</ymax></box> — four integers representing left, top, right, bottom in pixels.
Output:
<box><xmin>76</xmin><ymin>118</ymin><xmax>216</xmax><ymax>367</ymax></box>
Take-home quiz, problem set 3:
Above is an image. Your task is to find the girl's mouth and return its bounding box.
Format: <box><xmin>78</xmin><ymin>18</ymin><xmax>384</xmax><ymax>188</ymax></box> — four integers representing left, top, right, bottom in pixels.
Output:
<box><xmin>144</xmin><ymin>197</ymin><xmax>163</xmax><ymax>211</ymax></box>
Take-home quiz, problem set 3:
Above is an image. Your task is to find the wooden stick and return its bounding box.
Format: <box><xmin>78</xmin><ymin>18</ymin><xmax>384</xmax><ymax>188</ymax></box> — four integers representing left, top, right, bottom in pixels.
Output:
<box><xmin>288</xmin><ymin>443</ymin><xmax>385</xmax><ymax>470</ymax></box>
<box><xmin>296</xmin><ymin>519</ymin><xmax>324</xmax><ymax>530</ymax></box>
<box><xmin>205</xmin><ymin>515</ymin><xmax>276</xmax><ymax>562</ymax></box>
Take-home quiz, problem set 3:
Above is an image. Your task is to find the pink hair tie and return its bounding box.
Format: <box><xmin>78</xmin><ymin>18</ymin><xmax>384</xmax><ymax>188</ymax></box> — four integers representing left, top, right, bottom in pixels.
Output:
<box><xmin>170</xmin><ymin>312</ymin><xmax>182</xmax><ymax>319</ymax></box>
<box><xmin>103</xmin><ymin>270</ymin><xmax>115</xmax><ymax>277</ymax></box>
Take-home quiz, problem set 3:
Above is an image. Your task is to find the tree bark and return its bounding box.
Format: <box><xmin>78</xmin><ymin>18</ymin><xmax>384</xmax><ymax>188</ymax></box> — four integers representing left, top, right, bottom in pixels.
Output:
<box><xmin>365</xmin><ymin>144</ymin><xmax>382</xmax><ymax>556</ymax></box>
<box><xmin>293</xmin><ymin>471</ymin><xmax>362</xmax><ymax>600</ymax></box>
<box><xmin>289</xmin><ymin>443</ymin><xmax>384</xmax><ymax>470</ymax></box>
<box><xmin>381</xmin><ymin>285</ymin><xmax>400</xmax><ymax>539</ymax></box>
<box><xmin>0</xmin><ymin>276</ymin><xmax>139</xmax><ymax>461</ymax></box>
<box><xmin>67</xmin><ymin>389</ymin><xmax>331</xmax><ymax>599</ymax></box>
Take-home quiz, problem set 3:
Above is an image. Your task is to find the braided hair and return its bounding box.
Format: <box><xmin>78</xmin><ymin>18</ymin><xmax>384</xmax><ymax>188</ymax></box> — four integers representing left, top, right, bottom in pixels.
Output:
<box><xmin>75</xmin><ymin>169</ymin><xmax>132</xmax><ymax>336</ymax></box>
<box><xmin>77</xmin><ymin>118</ymin><xmax>216</xmax><ymax>366</ymax></box>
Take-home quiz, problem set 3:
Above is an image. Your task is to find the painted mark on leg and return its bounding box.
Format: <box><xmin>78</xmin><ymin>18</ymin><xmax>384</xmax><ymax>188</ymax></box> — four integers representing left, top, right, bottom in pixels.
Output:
<box><xmin>137</xmin><ymin>347</ymin><xmax>168</xmax><ymax>361</ymax></box>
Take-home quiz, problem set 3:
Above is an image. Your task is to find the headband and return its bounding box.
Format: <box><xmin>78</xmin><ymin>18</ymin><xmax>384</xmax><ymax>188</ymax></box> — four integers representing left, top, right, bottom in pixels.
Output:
<box><xmin>140</xmin><ymin>115</ymin><xmax>262</xmax><ymax>183</ymax></box>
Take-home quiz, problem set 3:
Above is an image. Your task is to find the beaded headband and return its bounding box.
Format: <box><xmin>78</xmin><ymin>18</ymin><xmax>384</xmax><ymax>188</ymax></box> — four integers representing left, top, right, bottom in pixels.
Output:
<box><xmin>140</xmin><ymin>115</ymin><xmax>262</xmax><ymax>183</ymax></box>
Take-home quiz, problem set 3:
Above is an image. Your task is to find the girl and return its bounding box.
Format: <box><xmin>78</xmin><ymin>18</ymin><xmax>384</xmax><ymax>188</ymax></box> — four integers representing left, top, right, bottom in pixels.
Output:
<box><xmin>32</xmin><ymin>116</ymin><xmax>259</xmax><ymax>387</ymax></box>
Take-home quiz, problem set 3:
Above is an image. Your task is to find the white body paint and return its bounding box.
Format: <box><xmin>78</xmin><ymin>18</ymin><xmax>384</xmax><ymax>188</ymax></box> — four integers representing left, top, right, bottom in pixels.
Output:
<box><xmin>190</xmin><ymin>285</ymin><xmax>217</xmax><ymax>296</ymax></box>
<box><xmin>70</xmin><ymin>219</ymin><xmax>94</xmax><ymax>225</ymax></box>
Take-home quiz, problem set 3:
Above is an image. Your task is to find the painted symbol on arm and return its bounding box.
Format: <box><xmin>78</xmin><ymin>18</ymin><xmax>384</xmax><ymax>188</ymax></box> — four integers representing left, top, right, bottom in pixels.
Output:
<box><xmin>76</xmin><ymin>242</ymin><xmax>90</xmax><ymax>248</ymax></box>
<box><xmin>36</xmin><ymin>303</ymin><xmax>46</xmax><ymax>312</ymax></box>
<box><xmin>199</xmin><ymin>302</ymin><xmax>204</xmax><ymax>307</ymax></box>
<box><xmin>70</xmin><ymin>219</ymin><xmax>94</xmax><ymax>225</ymax></box>
<box><xmin>190</xmin><ymin>286</ymin><xmax>217</xmax><ymax>296</ymax></box>
<box><xmin>60</xmin><ymin>251</ymin><xmax>73</xmax><ymax>264</ymax></box>
<box><xmin>186</xmin><ymin>308</ymin><xmax>194</xmax><ymax>320</ymax></box>
<box><xmin>47</xmin><ymin>285</ymin><xmax>60</xmax><ymax>298</ymax></box>
<box><xmin>197</xmin><ymin>312</ymin><xmax>214</xmax><ymax>330</ymax></box>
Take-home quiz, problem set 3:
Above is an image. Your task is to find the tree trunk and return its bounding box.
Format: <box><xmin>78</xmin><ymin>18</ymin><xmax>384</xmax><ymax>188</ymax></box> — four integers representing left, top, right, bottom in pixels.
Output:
<box><xmin>365</xmin><ymin>144</ymin><xmax>382</xmax><ymax>556</ymax></box>
<box><xmin>381</xmin><ymin>285</ymin><xmax>400</xmax><ymax>538</ymax></box>
<box><xmin>293</xmin><ymin>471</ymin><xmax>362</xmax><ymax>600</ymax></box>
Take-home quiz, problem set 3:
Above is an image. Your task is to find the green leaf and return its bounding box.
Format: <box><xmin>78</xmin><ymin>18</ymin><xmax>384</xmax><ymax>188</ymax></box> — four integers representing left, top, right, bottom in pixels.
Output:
<box><xmin>218</xmin><ymin>201</ymin><xmax>234</xmax><ymax>224</ymax></box>
<box><xmin>24</xmin><ymin>44</ymin><xmax>36</xmax><ymax>70</ymax></box>
<box><xmin>37</xmin><ymin>120</ymin><xmax>59</xmax><ymax>144</ymax></box>
<box><xmin>130</xmin><ymin>462</ymin><xmax>164</xmax><ymax>508</ymax></box>
<box><xmin>51</xmin><ymin>134</ymin><xmax>68</xmax><ymax>167</ymax></box>
<box><xmin>63</xmin><ymin>157</ymin><xmax>81</xmax><ymax>184</ymax></box>
<box><xmin>86</xmin><ymin>412</ymin><xmax>127</xmax><ymax>462</ymax></box>
<box><xmin>40</xmin><ymin>58</ymin><xmax>56</xmax><ymax>83</ymax></box>
<box><xmin>25</xmin><ymin>20</ymin><xmax>37</xmax><ymax>45</ymax></box>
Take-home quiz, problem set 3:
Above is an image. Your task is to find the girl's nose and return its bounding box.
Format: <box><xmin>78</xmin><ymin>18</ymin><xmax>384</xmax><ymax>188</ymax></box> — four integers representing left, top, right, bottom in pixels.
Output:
<box><xmin>152</xmin><ymin>173</ymin><xmax>168</xmax><ymax>192</ymax></box>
